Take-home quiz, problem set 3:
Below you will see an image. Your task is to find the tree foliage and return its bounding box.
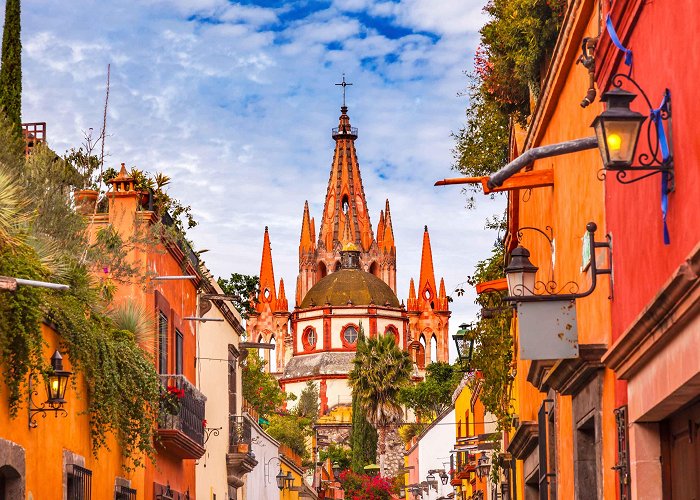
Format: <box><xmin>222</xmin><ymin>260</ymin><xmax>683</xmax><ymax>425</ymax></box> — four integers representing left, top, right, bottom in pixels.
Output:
<box><xmin>295</xmin><ymin>380</ymin><xmax>319</xmax><ymax>420</ymax></box>
<box><xmin>350</xmin><ymin>388</ymin><xmax>377</xmax><ymax>473</ymax></box>
<box><xmin>265</xmin><ymin>413</ymin><xmax>311</xmax><ymax>462</ymax></box>
<box><xmin>399</xmin><ymin>362</ymin><xmax>461</xmax><ymax>421</ymax></box>
<box><xmin>0</xmin><ymin>0</ymin><xmax>21</xmax><ymax>131</ymax></box>
<box><xmin>453</xmin><ymin>0</ymin><xmax>566</xmax><ymax>207</ymax></box>
<box><xmin>320</xmin><ymin>443</ymin><xmax>352</xmax><ymax>472</ymax></box>
<box><xmin>218</xmin><ymin>273</ymin><xmax>260</xmax><ymax>319</ymax></box>
<box><xmin>348</xmin><ymin>328</ymin><xmax>411</xmax><ymax>473</ymax></box>
<box><xmin>241</xmin><ymin>350</ymin><xmax>286</xmax><ymax>418</ymax></box>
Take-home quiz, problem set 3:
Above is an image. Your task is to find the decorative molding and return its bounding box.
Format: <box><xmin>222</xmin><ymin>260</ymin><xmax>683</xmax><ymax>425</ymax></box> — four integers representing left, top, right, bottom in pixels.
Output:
<box><xmin>542</xmin><ymin>344</ymin><xmax>607</xmax><ymax>394</ymax></box>
<box><xmin>507</xmin><ymin>421</ymin><xmax>538</xmax><ymax>460</ymax></box>
<box><xmin>527</xmin><ymin>359</ymin><xmax>556</xmax><ymax>392</ymax></box>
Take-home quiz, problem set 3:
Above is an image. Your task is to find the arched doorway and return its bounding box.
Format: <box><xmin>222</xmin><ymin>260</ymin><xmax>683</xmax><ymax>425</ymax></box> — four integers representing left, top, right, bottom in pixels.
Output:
<box><xmin>0</xmin><ymin>464</ymin><xmax>23</xmax><ymax>500</ymax></box>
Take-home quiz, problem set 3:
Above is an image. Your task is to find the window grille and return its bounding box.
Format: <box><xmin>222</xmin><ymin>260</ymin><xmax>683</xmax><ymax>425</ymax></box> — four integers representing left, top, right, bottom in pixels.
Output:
<box><xmin>67</xmin><ymin>464</ymin><xmax>92</xmax><ymax>500</ymax></box>
<box><xmin>175</xmin><ymin>329</ymin><xmax>183</xmax><ymax>375</ymax></box>
<box><xmin>115</xmin><ymin>485</ymin><xmax>137</xmax><ymax>500</ymax></box>
<box><xmin>159</xmin><ymin>312</ymin><xmax>168</xmax><ymax>374</ymax></box>
<box><xmin>613</xmin><ymin>406</ymin><xmax>631</xmax><ymax>500</ymax></box>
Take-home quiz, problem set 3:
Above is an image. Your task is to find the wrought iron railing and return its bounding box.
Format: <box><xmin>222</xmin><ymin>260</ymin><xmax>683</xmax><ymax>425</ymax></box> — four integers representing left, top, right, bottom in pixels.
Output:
<box><xmin>159</xmin><ymin>374</ymin><xmax>206</xmax><ymax>447</ymax></box>
<box><xmin>229</xmin><ymin>414</ymin><xmax>253</xmax><ymax>452</ymax></box>
<box><xmin>331</xmin><ymin>126</ymin><xmax>358</xmax><ymax>138</ymax></box>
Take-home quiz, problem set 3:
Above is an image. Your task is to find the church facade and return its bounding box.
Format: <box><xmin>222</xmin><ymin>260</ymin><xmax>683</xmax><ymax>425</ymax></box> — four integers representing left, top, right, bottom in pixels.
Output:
<box><xmin>246</xmin><ymin>105</ymin><xmax>451</xmax><ymax>417</ymax></box>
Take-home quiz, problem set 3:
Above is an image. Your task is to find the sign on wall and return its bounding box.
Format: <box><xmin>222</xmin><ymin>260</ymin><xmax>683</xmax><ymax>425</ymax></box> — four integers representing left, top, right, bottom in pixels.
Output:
<box><xmin>517</xmin><ymin>299</ymin><xmax>578</xmax><ymax>360</ymax></box>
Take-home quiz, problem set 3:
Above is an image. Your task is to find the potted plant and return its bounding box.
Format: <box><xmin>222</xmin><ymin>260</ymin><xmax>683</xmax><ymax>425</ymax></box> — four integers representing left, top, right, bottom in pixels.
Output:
<box><xmin>65</xmin><ymin>147</ymin><xmax>102</xmax><ymax>214</ymax></box>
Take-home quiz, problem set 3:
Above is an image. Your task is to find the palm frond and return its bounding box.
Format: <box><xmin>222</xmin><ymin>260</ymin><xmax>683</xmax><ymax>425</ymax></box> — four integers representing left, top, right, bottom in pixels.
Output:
<box><xmin>0</xmin><ymin>165</ymin><xmax>30</xmax><ymax>247</ymax></box>
<box><xmin>108</xmin><ymin>300</ymin><xmax>155</xmax><ymax>352</ymax></box>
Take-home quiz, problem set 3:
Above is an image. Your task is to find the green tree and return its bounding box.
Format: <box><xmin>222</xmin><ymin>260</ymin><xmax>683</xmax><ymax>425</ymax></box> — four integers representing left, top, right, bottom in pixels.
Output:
<box><xmin>218</xmin><ymin>273</ymin><xmax>260</xmax><ymax>319</ymax></box>
<box><xmin>320</xmin><ymin>443</ymin><xmax>352</xmax><ymax>472</ymax></box>
<box><xmin>0</xmin><ymin>0</ymin><xmax>21</xmax><ymax>131</ymax></box>
<box><xmin>350</xmin><ymin>388</ymin><xmax>377</xmax><ymax>473</ymax></box>
<box><xmin>265</xmin><ymin>413</ymin><xmax>311</xmax><ymax>462</ymax></box>
<box><xmin>348</xmin><ymin>328</ymin><xmax>411</xmax><ymax>476</ymax></box>
<box><xmin>241</xmin><ymin>350</ymin><xmax>285</xmax><ymax>418</ymax></box>
<box><xmin>399</xmin><ymin>362</ymin><xmax>461</xmax><ymax>421</ymax></box>
<box><xmin>295</xmin><ymin>380</ymin><xmax>319</xmax><ymax>420</ymax></box>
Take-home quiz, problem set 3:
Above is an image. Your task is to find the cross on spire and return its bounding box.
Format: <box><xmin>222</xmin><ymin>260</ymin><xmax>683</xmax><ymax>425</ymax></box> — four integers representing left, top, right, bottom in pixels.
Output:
<box><xmin>335</xmin><ymin>74</ymin><xmax>353</xmax><ymax>107</ymax></box>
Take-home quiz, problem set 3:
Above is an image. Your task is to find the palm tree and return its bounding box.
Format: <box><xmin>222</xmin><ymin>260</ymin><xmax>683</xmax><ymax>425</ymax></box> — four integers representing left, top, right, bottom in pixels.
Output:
<box><xmin>348</xmin><ymin>325</ymin><xmax>412</xmax><ymax>476</ymax></box>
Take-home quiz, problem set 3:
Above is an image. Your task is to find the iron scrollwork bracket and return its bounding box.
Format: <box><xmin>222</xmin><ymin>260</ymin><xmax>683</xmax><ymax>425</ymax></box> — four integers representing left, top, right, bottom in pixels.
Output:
<box><xmin>505</xmin><ymin>222</ymin><xmax>611</xmax><ymax>302</ymax></box>
<box><xmin>600</xmin><ymin>73</ymin><xmax>674</xmax><ymax>193</ymax></box>
<box><xmin>27</xmin><ymin>376</ymin><xmax>67</xmax><ymax>428</ymax></box>
<box><xmin>203</xmin><ymin>426</ymin><xmax>222</xmax><ymax>445</ymax></box>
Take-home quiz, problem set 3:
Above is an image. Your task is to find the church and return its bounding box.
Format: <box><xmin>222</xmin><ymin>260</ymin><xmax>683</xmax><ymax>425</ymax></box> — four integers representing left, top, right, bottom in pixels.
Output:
<box><xmin>246</xmin><ymin>102</ymin><xmax>451</xmax><ymax>418</ymax></box>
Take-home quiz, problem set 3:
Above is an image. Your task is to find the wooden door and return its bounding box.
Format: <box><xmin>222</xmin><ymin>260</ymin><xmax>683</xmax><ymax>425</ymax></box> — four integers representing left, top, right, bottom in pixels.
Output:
<box><xmin>661</xmin><ymin>400</ymin><xmax>700</xmax><ymax>499</ymax></box>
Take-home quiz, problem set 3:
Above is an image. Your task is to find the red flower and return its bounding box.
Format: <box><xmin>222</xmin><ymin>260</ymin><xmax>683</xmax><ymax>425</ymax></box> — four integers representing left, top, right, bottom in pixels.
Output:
<box><xmin>202</xmin><ymin>419</ymin><xmax>207</xmax><ymax>428</ymax></box>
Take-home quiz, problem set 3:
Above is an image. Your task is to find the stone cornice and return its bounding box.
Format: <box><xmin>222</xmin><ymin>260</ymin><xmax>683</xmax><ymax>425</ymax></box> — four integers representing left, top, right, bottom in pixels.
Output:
<box><xmin>527</xmin><ymin>360</ymin><xmax>556</xmax><ymax>392</ymax></box>
<box><xmin>542</xmin><ymin>344</ymin><xmax>607</xmax><ymax>394</ymax></box>
<box><xmin>507</xmin><ymin>421</ymin><xmax>538</xmax><ymax>460</ymax></box>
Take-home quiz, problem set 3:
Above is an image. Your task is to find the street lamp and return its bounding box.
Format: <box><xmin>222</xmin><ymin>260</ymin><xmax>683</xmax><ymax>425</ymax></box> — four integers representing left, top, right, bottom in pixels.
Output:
<box><xmin>591</xmin><ymin>88</ymin><xmax>646</xmax><ymax>170</ymax></box>
<box><xmin>476</xmin><ymin>455</ymin><xmax>491</xmax><ymax>480</ymax></box>
<box><xmin>28</xmin><ymin>350</ymin><xmax>73</xmax><ymax>428</ymax></box>
<box><xmin>439</xmin><ymin>470</ymin><xmax>449</xmax><ymax>485</ymax></box>
<box><xmin>504</xmin><ymin>246</ymin><xmax>538</xmax><ymax>298</ymax></box>
<box><xmin>332</xmin><ymin>461</ymin><xmax>341</xmax><ymax>480</ymax></box>
<box><xmin>452</xmin><ymin>323</ymin><xmax>476</xmax><ymax>371</ymax></box>
<box><xmin>275</xmin><ymin>469</ymin><xmax>286</xmax><ymax>490</ymax></box>
<box><xmin>285</xmin><ymin>471</ymin><xmax>295</xmax><ymax>489</ymax></box>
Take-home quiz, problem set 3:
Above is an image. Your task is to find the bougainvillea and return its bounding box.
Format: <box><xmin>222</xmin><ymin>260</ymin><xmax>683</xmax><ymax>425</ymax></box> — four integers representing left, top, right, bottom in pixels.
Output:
<box><xmin>338</xmin><ymin>470</ymin><xmax>398</xmax><ymax>500</ymax></box>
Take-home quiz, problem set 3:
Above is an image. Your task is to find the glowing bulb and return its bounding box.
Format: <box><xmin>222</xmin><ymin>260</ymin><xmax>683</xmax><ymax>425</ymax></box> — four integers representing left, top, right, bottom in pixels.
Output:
<box><xmin>607</xmin><ymin>133</ymin><xmax>622</xmax><ymax>151</ymax></box>
<box><xmin>51</xmin><ymin>379</ymin><xmax>59</xmax><ymax>393</ymax></box>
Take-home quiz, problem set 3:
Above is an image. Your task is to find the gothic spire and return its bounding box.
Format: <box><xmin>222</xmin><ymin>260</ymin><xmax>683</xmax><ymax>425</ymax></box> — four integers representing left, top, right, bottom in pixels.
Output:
<box><xmin>256</xmin><ymin>226</ymin><xmax>278</xmax><ymax>313</ymax></box>
<box><xmin>418</xmin><ymin>225</ymin><xmax>437</xmax><ymax>305</ymax></box>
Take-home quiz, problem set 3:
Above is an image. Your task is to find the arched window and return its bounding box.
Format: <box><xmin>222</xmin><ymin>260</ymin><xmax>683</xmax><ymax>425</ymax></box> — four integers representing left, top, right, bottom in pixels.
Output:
<box><xmin>334</xmin><ymin>261</ymin><xmax>341</xmax><ymax>272</ymax></box>
<box><xmin>302</xmin><ymin>327</ymin><xmax>317</xmax><ymax>352</ymax></box>
<box><xmin>411</xmin><ymin>340</ymin><xmax>425</xmax><ymax>369</ymax></box>
<box><xmin>342</xmin><ymin>195</ymin><xmax>349</xmax><ymax>214</ymax></box>
<box><xmin>430</xmin><ymin>335</ymin><xmax>438</xmax><ymax>364</ymax></box>
<box><xmin>318</xmin><ymin>261</ymin><xmax>327</xmax><ymax>280</ymax></box>
<box><xmin>341</xmin><ymin>324</ymin><xmax>359</xmax><ymax>347</ymax></box>
<box><xmin>269</xmin><ymin>336</ymin><xmax>277</xmax><ymax>373</ymax></box>
<box><xmin>369</xmin><ymin>261</ymin><xmax>379</xmax><ymax>277</ymax></box>
<box><xmin>418</xmin><ymin>335</ymin><xmax>427</xmax><ymax>369</ymax></box>
<box><xmin>385</xmin><ymin>325</ymin><xmax>399</xmax><ymax>344</ymax></box>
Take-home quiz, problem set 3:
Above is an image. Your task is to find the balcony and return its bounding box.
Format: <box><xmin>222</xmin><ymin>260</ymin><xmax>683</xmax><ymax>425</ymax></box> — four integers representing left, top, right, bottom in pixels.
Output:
<box><xmin>226</xmin><ymin>414</ymin><xmax>258</xmax><ymax>488</ymax></box>
<box><xmin>331</xmin><ymin>126</ymin><xmax>358</xmax><ymax>139</ymax></box>
<box><xmin>158</xmin><ymin>374</ymin><xmax>206</xmax><ymax>459</ymax></box>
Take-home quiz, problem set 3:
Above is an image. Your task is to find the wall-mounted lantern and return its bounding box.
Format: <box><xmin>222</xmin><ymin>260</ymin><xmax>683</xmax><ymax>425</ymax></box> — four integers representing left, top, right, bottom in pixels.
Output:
<box><xmin>452</xmin><ymin>323</ymin><xmax>476</xmax><ymax>372</ymax></box>
<box><xmin>504</xmin><ymin>222</ymin><xmax>611</xmax><ymax>302</ymax></box>
<box><xmin>28</xmin><ymin>350</ymin><xmax>72</xmax><ymax>428</ymax></box>
<box><xmin>284</xmin><ymin>471</ymin><xmax>295</xmax><ymax>489</ymax></box>
<box><xmin>476</xmin><ymin>455</ymin><xmax>491</xmax><ymax>480</ymax></box>
<box><xmin>591</xmin><ymin>75</ymin><xmax>673</xmax><ymax>191</ymax></box>
<box><xmin>439</xmin><ymin>470</ymin><xmax>449</xmax><ymax>485</ymax></box>
<box><xmin>275</xmin><ymin>469</ymin><xmax>286</xmax><ymax>490</ymax></box>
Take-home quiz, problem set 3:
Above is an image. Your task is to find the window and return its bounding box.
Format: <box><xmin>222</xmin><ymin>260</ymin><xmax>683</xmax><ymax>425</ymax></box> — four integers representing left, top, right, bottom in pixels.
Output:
<box><xmin>175</xmin><ymin>329</ymin><xmax>183</xmax><ymax>375</ymax></box>
<box><xmin>302</xmin><ymin>327</ymin><xmax>317</xmax><ymax>351</ymax></box>
<box><xmin>115</xmin><ymin>485</ymin><xmax>136</xmax><ymax>500</ymax></box>
<box><xmin>158</xmin><ymin>312</ymin><xmax>168</xmax><ymax>375</ymax></box>
<box><xmin>384</xmin><ymin>326</ymin><xmax>398</xmax><ymax>344</ymax></box>
<box><xmin>342</xmin><ymin>325</ymin><xmax>358</xmax><ymax>345</ymax></box>
<box><xmin>67</xmin><ymin>464</ymin><xmax>92</xmax><ymax>500</ymax></box>
<box><xmin>429</xmin><ymin>335</ymin><xmax>438</xmax><ymax>364</ymax></box>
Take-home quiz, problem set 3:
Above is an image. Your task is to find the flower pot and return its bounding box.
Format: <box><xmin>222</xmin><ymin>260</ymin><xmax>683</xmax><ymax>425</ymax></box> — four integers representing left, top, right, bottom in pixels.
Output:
<box><xmin>75</xmin><ymin>189</ymin><xmax>99</xmax><ymax>215</ymax></box>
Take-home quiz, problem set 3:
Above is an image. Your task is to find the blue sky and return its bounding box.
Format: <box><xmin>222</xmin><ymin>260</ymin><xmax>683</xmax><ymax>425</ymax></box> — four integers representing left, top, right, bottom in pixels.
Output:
<box><xmin>15</xmin><ymin>0</ymin><xmax>505</xmax><ymax>358</ymax></box>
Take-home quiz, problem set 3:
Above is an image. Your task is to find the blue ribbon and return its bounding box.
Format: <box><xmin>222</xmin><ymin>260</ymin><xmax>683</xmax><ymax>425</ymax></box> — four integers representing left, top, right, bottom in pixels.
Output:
<box><xmin>606</xmin><ymin>14</ymin><xmax>633</xmax><ymax>69</ymax></box>
<box><xmin>651</xmin><ymin>93</ymin><xmax>671</xmax><ymax>245</ymax></box>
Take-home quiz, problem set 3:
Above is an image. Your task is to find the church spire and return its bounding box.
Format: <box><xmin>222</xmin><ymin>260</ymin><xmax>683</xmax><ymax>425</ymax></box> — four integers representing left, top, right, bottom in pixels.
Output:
<box><xmin>418</xmin><ymin>225</ymin><xmax>437</xmax><ymax>305</ymax></box>
<box><xmin>318</xmin><ymin>106</ymin><xmax>374</xmax><ymax>252</ymax></box>
<box><xmin>382</xmin><ymin>199</ymin><xmax>395</xmax><ymax>254</ymax></box>
<box><xmin>299</xmin><ymin>200</ymin><xmax>315</xmax><ymax>256</ymax></box>
<box><xmin>277</xmin><ymin>278</ymin><xmax>288</xmax><ymax>311</ymax></box>
<box><xmin>256</xmin><ymin>226</ymin><xmax>278</xmax><ymax>313</ymax></box>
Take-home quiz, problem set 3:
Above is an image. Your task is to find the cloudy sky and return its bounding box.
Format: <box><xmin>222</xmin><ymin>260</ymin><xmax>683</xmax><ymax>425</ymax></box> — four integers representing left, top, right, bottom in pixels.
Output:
<box><xmin>16</xmin><ymin>0</ymin><xmax>505</xmax><ymax>358</ymax></box>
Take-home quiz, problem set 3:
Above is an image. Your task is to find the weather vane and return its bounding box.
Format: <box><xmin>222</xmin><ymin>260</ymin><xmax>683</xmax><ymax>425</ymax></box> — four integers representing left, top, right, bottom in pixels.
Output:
<box><xmin>335</xmin><ymin>74</ymin><xmax>353</xmax><ymax>107</ymax></box>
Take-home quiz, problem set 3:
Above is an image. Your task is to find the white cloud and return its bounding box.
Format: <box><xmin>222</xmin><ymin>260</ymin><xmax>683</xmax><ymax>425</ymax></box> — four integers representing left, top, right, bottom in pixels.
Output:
<box><xmin>15</xmin><ymin>0</ymin><xmax>503</xmax><ymax>361</ymax></box>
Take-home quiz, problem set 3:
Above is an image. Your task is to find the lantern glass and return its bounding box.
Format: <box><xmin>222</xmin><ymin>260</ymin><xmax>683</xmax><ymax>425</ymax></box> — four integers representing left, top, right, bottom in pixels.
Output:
<box><xmin>276</xmin><ymin>469</ymin><xmax>286</xmax><ymax>490</ymax></box>
<box><xmin>426</xmin><ymin>472</ymin><xmax>436</xmax><ymax>483</ymax></box>
<box><xmin>505</xmin><ymin>246</ymin><xmax>538</xmax><ymax>297</ymax></box>
<box><xmin>46</xmin><ymin>350</ymin><xmax>71</xmax><ymax>404</ymax></box>
<box><xmin>591</xmin><ymin>88</ymin><xmax>647</xmax><ymax>169</ymax></box>
<box><xmin>440</xmin><ymin>471</ymin><xmax>449</xmax><ymax>485</ymax></box>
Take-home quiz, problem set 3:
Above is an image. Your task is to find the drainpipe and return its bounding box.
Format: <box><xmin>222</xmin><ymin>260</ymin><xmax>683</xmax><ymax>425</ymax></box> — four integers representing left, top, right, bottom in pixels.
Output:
<box><xmin>487</xmin><ymin>136</ymin><xmax>598</xmax><ymax>190</ymax></box>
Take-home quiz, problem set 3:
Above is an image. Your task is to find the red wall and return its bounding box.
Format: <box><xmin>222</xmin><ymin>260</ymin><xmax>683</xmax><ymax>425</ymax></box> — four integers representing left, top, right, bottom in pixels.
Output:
<box><xmin>598</xmin><ymin>0</ymin><xmax>700</xmax><ymax>341</ymax></box>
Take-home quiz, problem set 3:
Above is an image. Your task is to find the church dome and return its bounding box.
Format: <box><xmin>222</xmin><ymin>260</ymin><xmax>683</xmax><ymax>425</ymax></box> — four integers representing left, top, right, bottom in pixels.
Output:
<box><xmin>300</xmin><ymin>268</ymin><xmax>400</xmax><ymax>308</ymax></box>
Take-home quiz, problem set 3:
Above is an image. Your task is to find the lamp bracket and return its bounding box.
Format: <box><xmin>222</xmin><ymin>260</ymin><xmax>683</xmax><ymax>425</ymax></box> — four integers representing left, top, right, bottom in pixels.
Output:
<box><xmin>600</xmin><ymin>73</ymin><xmax>674</xmax><ymax>193</ymax></box>
<box><xmin>505</xmin><ymin>222</ymin><xmax>611</xmax><ymax>302</ymax></box>
<box><xmin>203</xmin><ymin>426</ymin><xmax>222</xmax><ymax>445</ymax></box>
<box><xmin>27</xmin><ymin>375</ymin><xmax>67</xmax><ymax>429</ymax></box>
